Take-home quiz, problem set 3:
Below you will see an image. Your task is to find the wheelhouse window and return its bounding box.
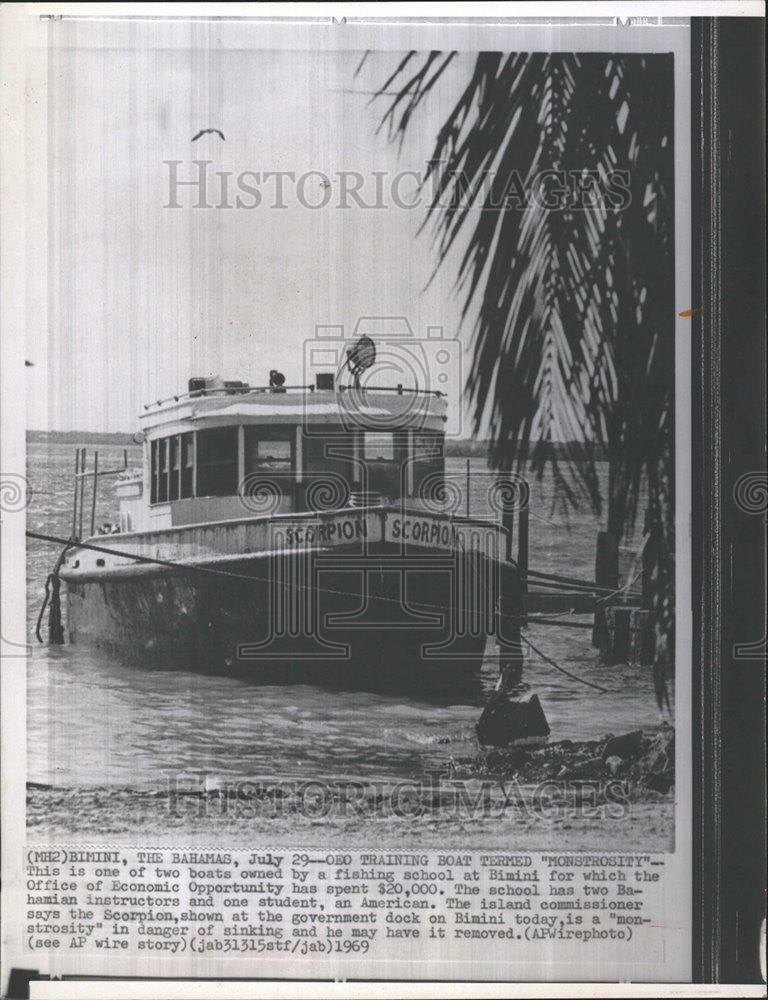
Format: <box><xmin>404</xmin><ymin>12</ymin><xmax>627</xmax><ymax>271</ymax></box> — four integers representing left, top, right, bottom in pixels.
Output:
<box><xmin>158</xmin><ymin>438</ymin><xmax>169</xmax><ymax>502</ymax></box>
<box><xmin>168</xmin><ymin>436</ymin><xmax>180</xmax><ymax>501</ymax></box>
<box><xmin>364</xmin><ymin>432</ymin><xmax>394</xmax><ymax>462</ymax></box>
<box><xmin>413</xmin><ymin>432</ymin><xmax>443</xmax><ymax>460</ymax></box>
<box><xmin>362</xmin><ymin>430</ymin><xmax>408</xmax><ymax>500</ymax></box>
<box><xmin>180</xmin><ymin>433</ymin><xmax>194</xmax><ymax>498</ymax></box>
<box><xmin>147</xmin><ymin>426</ymin><xmax>446</xmax><ymax>506</ymax></box>
<box><xmin>411</xmin><ymin>431</ymin><xmax>445</xmax><ymax>497</ymax></box>
<box><xmin>150</xmin><ymin>440</ymin><xmax>158</xmax><ymax>504</ymax></box>
<box><xmin>196</xmin><ymin>427</ymin><xmax>238</xmax><ymax>497</ymax></box>
<box><xmin>303</xmin><ymin>427</ymin><xmax>355</xmax><ymax>476</ymax></box>
<box><xmin>244</xmin><ymin>426</ymin><xmax>293</xmax><ymax>472</ymax></box>
<box><xmin>150</xmin><ymin>433</ymin><xmax>195</xmax><ymax>504</ymax></box>
<box><xmin>299</xmin><ymin>426</ymin><xmax>355</xmax><ymax>508</ymax></box>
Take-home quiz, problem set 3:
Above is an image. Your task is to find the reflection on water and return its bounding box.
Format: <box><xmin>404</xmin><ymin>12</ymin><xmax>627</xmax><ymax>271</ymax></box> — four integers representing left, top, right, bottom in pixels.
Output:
<box><xmin>26</xmin><ymin>442</ymin><xmax>666</xmax><ymax>790</ymax></box>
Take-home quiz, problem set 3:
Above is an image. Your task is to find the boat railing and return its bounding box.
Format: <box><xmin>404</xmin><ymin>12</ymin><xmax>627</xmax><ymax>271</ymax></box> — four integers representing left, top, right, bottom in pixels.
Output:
<box><xmin>337</xmin><ymin>383</ymin><xmax>445</xmax><ymax>398</ymax></box>
<box><xmin>71</xmin><ymin>447</ymin><xmax>133</xmax><ymax>541</ymax></box>
<box><xmin>143</xmin><ymin>383</ymin><xmax>446</xmax><ymax>411</ymax></box>
<box><xmin>143</xmin><ymin>385</ymin><xmax>316</xmax><ymax>410</ymax></box>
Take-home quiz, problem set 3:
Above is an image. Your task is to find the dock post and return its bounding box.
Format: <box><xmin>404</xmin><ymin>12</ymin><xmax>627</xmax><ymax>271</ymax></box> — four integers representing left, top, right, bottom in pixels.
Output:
<box><xmin>89</xmin><ymin>450</ymin><xmax>99</xmax><ymax>537</ymax></box>
<box><xmin>465</xmin><ymin>458</ymin><xmax>471</xmax><ymax>518</ymax></box>
<box><xmin>605</xmin><ymin>606</ymin><xmax>631</xmax><ymax>663</ymax></box>
<box><xmin>629</xmin><ymin>508</ymin><xmax>657</xmax><ymax>665</ymax></box>
<box><xmin>641</xmin><ymin>507</ymin><xmax>657</xmax><ymax>610</ymax></box>
<box><xmin>497</xmin><ymin>477</ymin><xmax>526</xmax><ymax>685</ymax></box>
<box><xmin>71</xmin><ymin>448</ymin><xmax>80</xmax><ymax>540</ymax></box>
<box><xmin>517</xmin><ymin>501</ymin><xmax>529</xmax><ymax>625</ymax></box>
<box><xmin>497</xmin><ymin>534</ymin><xmax>524</xmax><ymax>688</ymax></box>
<box><xmin>47</xmin><ymin>572</ymin><xmax>65</xmax><ymax>645</ymax></box>
<box><xmin>629</xmin><ymin>608</ymin><xmax>655</xmax><ymax>664</ymax></box>
<box><xmin>498</xmin><ymin>587</ymin><xmax>524</xmax><ymax>687</ymax></box>
<box><xmin>502</xmin><ymin>506</ymin><xmax>514</xmax><ymax>563</ymax></box>
<box><xmin>77</xmin><ymin>448</ymin><xmax>87</xmax><ymax>541</ymax></box>
<box><xmin>592</xmin><ymin>530</ymin><xmax>618</xmax><ymax>650</ymax></box>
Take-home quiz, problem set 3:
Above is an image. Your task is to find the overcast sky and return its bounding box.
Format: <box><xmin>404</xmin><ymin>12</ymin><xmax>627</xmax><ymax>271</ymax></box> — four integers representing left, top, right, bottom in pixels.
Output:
<box><xmin>29</xmin><ymin>23</ymin><xmax>476</xmax><ymax>432</ymax></box>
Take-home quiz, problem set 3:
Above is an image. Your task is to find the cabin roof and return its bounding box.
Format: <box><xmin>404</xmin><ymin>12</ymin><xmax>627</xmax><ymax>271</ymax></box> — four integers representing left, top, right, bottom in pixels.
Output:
<box><xmin>138</xmin><ymin>387</ymin><xmax>448</xmax><ymax>436</ymax></box>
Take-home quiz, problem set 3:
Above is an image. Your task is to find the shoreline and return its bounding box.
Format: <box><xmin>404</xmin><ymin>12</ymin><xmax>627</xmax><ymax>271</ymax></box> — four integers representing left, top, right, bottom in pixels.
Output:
<box><xmin>27</xmin><ymin>730</ymin><xmax>674</xmax><ymax>851</ymax></box>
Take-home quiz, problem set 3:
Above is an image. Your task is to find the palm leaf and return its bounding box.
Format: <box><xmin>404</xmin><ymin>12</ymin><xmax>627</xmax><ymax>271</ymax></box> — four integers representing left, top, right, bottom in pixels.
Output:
<box><xmin>369</xmin><ymin>50</ymin><xmax>675</xmax><ymax>707</ymax></box>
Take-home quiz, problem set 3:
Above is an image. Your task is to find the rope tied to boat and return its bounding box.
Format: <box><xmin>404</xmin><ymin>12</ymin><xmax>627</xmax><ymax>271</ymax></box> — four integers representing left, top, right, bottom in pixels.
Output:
<box><xmin>35</xmin><ymin>573</ymin><xmax>53</xmax><ymax>644</ymax></box>
<box><xmin>34</xmin><ymin>538</ymin><xmax>74</xmax><ymax>644</ymax></box>
<box><xmin>26</xmin><ymin>528</ymin><xmax>616</xmax><ymax>693</ymax></box>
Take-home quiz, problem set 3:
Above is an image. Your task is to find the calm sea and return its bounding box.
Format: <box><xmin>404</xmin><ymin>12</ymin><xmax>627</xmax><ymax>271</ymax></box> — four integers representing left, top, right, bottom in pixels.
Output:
<box><xmin>26</xmin><ymin>442</ymin><xmax>666</xmax><ymax>790</ymax></box>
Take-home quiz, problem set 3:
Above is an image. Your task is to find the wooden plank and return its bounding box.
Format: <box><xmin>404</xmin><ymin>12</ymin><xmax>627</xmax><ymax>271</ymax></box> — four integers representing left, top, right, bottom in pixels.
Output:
<box><xmin>592</xmin><ymin>530</ymin><xmax>618</xmax><ymax>647</ymax></box>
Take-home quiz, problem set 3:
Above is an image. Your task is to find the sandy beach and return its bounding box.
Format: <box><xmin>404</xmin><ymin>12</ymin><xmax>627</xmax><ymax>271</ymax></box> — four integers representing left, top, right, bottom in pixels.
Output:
<box><xmin>27</xmin><ymin>729</ymin><xmax>675</xmax><ymax>851</ymax></box>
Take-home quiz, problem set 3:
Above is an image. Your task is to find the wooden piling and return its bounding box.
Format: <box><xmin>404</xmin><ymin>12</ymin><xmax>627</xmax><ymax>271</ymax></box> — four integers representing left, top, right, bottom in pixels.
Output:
<box><xmin>628</xmin><ymin>509</ymin><xmax>657</xmax><ymax>666</ymax></box>
<box><xmin>498</xmin><ymin>636</ymin><xmax>524</xmax><ymax>688</ymax></box>
<box><xmin>497</xmin><ymin>558</ymin><xmax>523</xmax><ymax>686</ymax></box>
<box><xmin>89</xmin><ymin>450</ymin><xmax>99</xmax><ymax>537</ymax></box>
<box><xmin>592</xmin><ymin>530</ymin><xmax>618</xmax><ymax>650</ymax></box>
<box><xmin>517</xmin><ymin>503</ymin><xmax>529</xmax><ymax>586</ymax></box>
<box><xmin>605</xmin><ymin>606</ymin><xmax>631</xmax><ymax>664</ymax></box>
<box><xmin>502</xmin><ymin>506</ymin><xmax>514</xmax><ymax>563</ymax></box>
<box><xmin>465</xmin><ymin>459</ymin><xmax>471</xmax><ymax>518</ymax></box>
<box><xmin>47</xmin><ymin>572</ymin><xmax>65</xmax><ymax>645</ymax></box>
<box><xmin>71</xmin><ymin>448</ymin><xmax>80</xmax><ymax>540</ymax></box>
<box><xmin>642</xmin><ymin>508</ymin><xmax>657</xmax><ymax>611</ymax></box>
<box><xmin>517</xmin><ymin>502</ymin><xmax>529</xmax><ymax>625</ymax></box>
<box><xmin>630</xmin><ymin>609</ymin><xmax>655</xmax><ymax>665</ymax></box>
<box><xmin>77</xmin><ymin>448</ymin><xmax>87</xmax><ymax>541</ymax></box>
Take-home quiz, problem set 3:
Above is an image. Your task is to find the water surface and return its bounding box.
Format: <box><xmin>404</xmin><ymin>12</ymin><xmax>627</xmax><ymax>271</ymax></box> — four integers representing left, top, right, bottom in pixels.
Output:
<box><xmin>27</xmin><ymin>443</ymin><xmax>664</xmax><ymax>790</ymax></box>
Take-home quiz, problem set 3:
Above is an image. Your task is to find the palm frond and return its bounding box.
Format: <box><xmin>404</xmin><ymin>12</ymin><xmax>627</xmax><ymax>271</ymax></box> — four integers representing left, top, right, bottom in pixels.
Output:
<box><xmin>371</xmin><ymin>50</ymin><xmax>675</xmax><ymax>707</ymax></box>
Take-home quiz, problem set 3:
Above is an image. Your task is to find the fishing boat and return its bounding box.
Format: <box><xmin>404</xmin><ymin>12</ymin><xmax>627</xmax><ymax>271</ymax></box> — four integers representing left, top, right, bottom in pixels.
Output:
<box><xmin>57</xmin><ymin>339</ymin><xmax>523</xmax><ymax>688</ymax></box>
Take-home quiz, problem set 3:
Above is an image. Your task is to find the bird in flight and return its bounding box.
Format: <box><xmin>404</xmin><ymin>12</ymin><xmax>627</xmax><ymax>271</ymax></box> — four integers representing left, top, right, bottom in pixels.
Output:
<box><xmin>191</xmin><ymin>128</ymin><xmax>225</xmax><ymax>142</ymax></box>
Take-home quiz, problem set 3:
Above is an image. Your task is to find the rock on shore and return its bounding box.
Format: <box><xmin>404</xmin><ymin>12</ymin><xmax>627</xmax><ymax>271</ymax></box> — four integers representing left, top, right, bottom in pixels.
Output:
<box><xmin>453</xmin><ymin>724</ymin><xmax>675</xmax><ymax>797</ymax></box>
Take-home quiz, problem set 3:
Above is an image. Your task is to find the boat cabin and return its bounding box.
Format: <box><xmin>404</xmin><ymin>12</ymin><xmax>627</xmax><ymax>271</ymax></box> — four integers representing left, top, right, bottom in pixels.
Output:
<box><xmin>117</xmin><ymin>374</ymin><xmax>448</xmax><ymax>533</ymax></box>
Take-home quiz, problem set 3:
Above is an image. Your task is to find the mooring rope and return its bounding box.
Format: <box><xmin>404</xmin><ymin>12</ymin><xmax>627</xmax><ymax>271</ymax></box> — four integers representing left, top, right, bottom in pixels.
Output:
<box><xmin>34</xmin><ymin>539</ymin><xmax>74</xmax><ymax>643</ymax></box>
<box><xmin>26</xmin><ymin>528</ymin><xmax>628</xmax><ymax>692</ymax></box>
<box><xmin>27</xmin><ymin>529</ymin><xmax>626</xmax><ymax>598</ymax></box>
<box><xmin>525</xmin><ymin>567</ymin><xmax>621</xmax><ymax>595</ymax></box>
<box><xmin>27</xmin><ymin>530</ymin><xmax>267</xmax><ymax>582</ymax></box>
<box><xmin>467</xmin><ymin>545</ymin><xmax>614</xmax><ymax>695</ymax></box>
<box><xmin>524</xmin><ymin>616</ymin><xmax>594</xmax><ymax>629</ymax></box>
<box><xmin>35</xmin><ymin>574</ymin><xmax>53</xmax><ymax>644</ymax></box>
<box><xmin>520</xmin><ymin>634</ymin><xmax>609</xmax><ymax>693</ymax></box>
<box><xmin>25</xmin><ymin>527</ymin><xmax>632</xmax><ymax>632</ymax></box>
<box><xmin>594</xmin><ymin>569</ymin><xmax>645</xmax><ymax>607</ymax></box>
